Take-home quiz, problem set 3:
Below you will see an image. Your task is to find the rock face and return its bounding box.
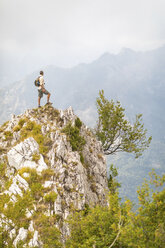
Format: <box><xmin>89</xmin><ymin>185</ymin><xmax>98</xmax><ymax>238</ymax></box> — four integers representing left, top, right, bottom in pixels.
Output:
<box><xmin>7</xmin><ymin>137</ymin><xmax>48</xmax><ymax>172</ymax></box>
<box><xmin>0</xmin><ymin>105</ymin><xmax>108</xmax><ymax>247</ymax></box>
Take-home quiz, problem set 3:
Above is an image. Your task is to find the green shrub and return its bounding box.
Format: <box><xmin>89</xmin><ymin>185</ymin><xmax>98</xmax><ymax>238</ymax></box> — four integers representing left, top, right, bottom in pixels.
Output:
<box><xmin>20</xmin><ymin>121</ymin><xmax>51</xmax><ymax>157</ymax></box>
<box><xmin>41</xmin><ymin>169</ymin><xmax>55</xmax><ymax>180</ymax></box>
<box><xmin>13</xmin><ymin>118</ymin><xmax>27</xmax><ymax>132</ymax></box>
<box><xmin>1</xmin><ymin>121</ymin><xmax>9</xmax><ymax>128</ymax></box>
<box><xmin>0</xmin><ymin>147</ymin><xmax>7</xmax><ymax>155</ymax></box>
<box><xmin>32</xmin><ymin>152</ymin><xmax>40</xmax><ymax>163</ymax></box>
<box><xmin>34</xmin><ymin>214</ymin><xmax>62</xmax><ymax>248</ymax></box>
<box><xmin>65</xmin><ymin>194</ymin><xmax>121</xmax><ymax>248</ymax></box>
<box><xmin>25</xmin><ymin>121</ymin><xmax>35</xmax><ymax>131</ymax></box>
<box><xmin>18</xmin><ymin>118</ymin><xmax>27</xmax><ymax>127</ymax></box>
<box><xmin>44</xmin><ymin>192</ymin><xmax>57</xmax><ymax>204</ymax></box>
<box><xmin>75</xmin><ymin>117</ymin><xmax>82</xmax><ymax>129</ymax></box>
<box><xmin>0</xmin><ymin>194</ymin><xmax>10</xmax><ymax>212</ymax></box>
<box><xmin>0</xmin><ymin>163</ymin><xmax>7</xmax><ymax>179</ymax></box>
<box><xmin>18</xmin><ymin>167</ymin><xmax>41</xmax><ymax>186</ymax></box>
<box><xmin>20</xmin><ymin>121</ymin><xmax>40</xmax><ymax>140</ymax></box>
<box><xmin>3</xmin><ymin>191</ymin><xmax>34</xmax><ymax>229</ymax></box>
<box><xmin>79</xmin><ymin>152</ymin><xmax>84</xmax><ymax>164</ymax></box>
<box><xmin>5</xmin><ymin>179</ymin><xmax>13</xmax><ymax>190</ymax></box>
<box><xmin>31</xmin><ymin>182</ymin><xmax>43</xmax><ymax>200</ymax></box>
<box><xmin>62</xmin><ymin>122</ymin><xmax>86</xmax><ymax>152</ymax></box>
<box><xmin>13</xmin><ymin>125</ymin><xmax>21</xmax><ymax>132</ymax></box>
<box><xmin>19</xmin><ymin>167</ymin><xmax>55</xmax><ymax>199</ymax></box>
<box><xmin>4</xmin><ymin>131</ymin><xmax>13</xmax><ymax>140</ymax></box>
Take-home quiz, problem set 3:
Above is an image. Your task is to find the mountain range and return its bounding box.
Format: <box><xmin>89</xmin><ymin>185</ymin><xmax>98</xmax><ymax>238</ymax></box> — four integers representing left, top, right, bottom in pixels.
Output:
<box><xmin>0</xmin><ymin>45</ymin><xmax>165</xmax><ymax>202</ymax></box>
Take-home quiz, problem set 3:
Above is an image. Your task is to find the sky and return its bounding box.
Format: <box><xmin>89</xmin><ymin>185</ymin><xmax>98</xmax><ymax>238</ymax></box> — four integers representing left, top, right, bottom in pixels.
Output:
<box><xmin>0</xmin><ymin>0</ymin><xmax>165</xmax><ymax>79</ymax></box>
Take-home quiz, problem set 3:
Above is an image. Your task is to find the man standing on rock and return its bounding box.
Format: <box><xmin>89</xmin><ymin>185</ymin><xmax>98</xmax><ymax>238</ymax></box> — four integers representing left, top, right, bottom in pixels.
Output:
<box><xmin>38</xmin><ymin>70</ymin><xmax>51</xmax><ymax>108</ymax></box>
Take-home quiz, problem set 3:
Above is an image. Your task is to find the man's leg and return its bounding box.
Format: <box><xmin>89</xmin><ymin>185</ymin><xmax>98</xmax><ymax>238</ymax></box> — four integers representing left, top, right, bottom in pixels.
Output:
<box><xmin>38</xmin><ymin>97</ymin><xmax>41</xmax><ymax>107</ymax></box>
<box><xmin>42</xmin><ymin>88</ymin><xmax>51</xmax><ymax>105</ymax></box>
<box><xmin>38</xmin><ymin>89</ymin><xmax>43</xmax><ymax>107</ymax></box>
<box><xmin>47</xmin><ymin>93</ymin><xmax>51</xmax><ymax>103</ymax></box>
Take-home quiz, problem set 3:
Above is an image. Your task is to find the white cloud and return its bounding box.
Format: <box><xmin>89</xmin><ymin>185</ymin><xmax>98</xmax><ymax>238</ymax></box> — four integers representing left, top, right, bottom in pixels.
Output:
<box><xmin>0</xmin><ymin>0</ymin><xmax>165</xmax><ymax>68</ymax></box>
<box><xmin>76</xmin><ymin>107</ymin><xmax>97</xmax><ymax>127</ymax></box>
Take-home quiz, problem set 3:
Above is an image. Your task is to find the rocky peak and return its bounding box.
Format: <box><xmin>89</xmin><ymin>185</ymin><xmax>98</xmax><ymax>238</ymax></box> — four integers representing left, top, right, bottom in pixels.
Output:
<box><xmin>0</xmin><ymin>104</ymin><xmax>108</xmax><ymax>247</ymax></box>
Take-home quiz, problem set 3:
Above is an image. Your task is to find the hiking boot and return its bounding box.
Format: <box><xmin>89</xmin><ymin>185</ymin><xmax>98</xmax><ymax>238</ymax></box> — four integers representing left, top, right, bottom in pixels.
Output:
<box><xmin>38</xmin><ymin>105</ymin><xmax>41</xmax><ymax>108</ymax></box>
<box><xmin>45</xmin><ymin>102</ymin><xmax>52</xmax><ymax>106</ymax></box>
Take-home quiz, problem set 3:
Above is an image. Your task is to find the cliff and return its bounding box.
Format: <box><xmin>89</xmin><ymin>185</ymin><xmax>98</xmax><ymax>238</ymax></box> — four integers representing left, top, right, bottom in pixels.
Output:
<box><xmin>0</xmin><ymin>104</ymin><xmax>108</xmax><ymax>247</ymax></box>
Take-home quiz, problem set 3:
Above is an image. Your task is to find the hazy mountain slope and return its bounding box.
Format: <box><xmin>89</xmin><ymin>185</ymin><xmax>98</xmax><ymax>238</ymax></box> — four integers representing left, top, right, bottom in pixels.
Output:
<box><xmin>1</xmin><ymin>46</ymin><xmax>165</xmax><ymax>132</ymax></box>
<box><xmin>0</xmin><ymin>45</ymin><xmax>165</xmax><ymax>202</ymax></box>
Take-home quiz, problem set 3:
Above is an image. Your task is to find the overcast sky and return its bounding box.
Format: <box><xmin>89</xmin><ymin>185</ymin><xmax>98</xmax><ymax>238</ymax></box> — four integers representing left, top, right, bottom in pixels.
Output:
<box><xmin>0</xmin><ymin>0</ymin><xmax>165</xmax><ymax>71</ymax></box>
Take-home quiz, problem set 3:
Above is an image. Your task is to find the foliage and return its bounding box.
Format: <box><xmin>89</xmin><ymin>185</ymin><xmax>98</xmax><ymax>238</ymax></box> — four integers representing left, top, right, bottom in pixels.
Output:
<box><xmin>0</xmin><ymin>163</ymin><xmax>7</xmax><ymax>179</ymax></box>
<box><xmin>20</xmin><ymin>120</ymin><xmax>42</xmax><ymax>142</ymax></box>
<box><xmin>0</xmin><ymin>194</ymin><xmax>10</xmax><ymax>213</ymax></box>
<box><xmin>120</xmin><ymin>171</ymin><xmax>165</xmax><ymax>247</ymax></box>
<box><xmin>0</xmin><ymin>225</ymin><xmax>14</xmax><ymax>248</ymax></box>
<box><xmin>44</xmin><ymin>192</ymin><xmax>57</xmax><ymax>204</ymax></box>
<box><xmin>13</xmin><ymin>118</ymin><xmax>27</xmax><ymax>132</ymax></box>
<box><xmin>2</xmin><ymin>191</ymin><xmax>34</xmax><ymax>229</ymax></box>
<box><xmin>18</xmin><ymin>118</ymin><xmax>27</xmax><ymax>127</ymax></box>
<box><xmin>62</xmin><ymin>118</ymin><xmax>86</xmax><ymax>152</ymax></box>
<box><xmin>79</xmin><ymin>152</ymin><xmax>85</xmax><ymax>164</ymax></box>
<box><xmin>96</xmin><ymin>90</ymin><xmax>152</xmax><ymax>158</ymax></box>
<box><xmin>20</xmin><ymin>120</ymin><xmax>52</xmax><ymax>156</ymax></box>
<box><xmin>18</xmin><ymin>167</ymin><xmax>41</xmax><ymax>185</ymax></box>
<box><xmin>41</xmin><ymin>168</ymin><xmax>55</xmax><ymax>180</ymax></box>
<box><xmin>31</xmin><ymin>182</ymin><xmax>44</xmax><ymax>200</ymax></box>
<box><xmin>66</xmin><ymin>192</ymin><xmax>122</xmax><ymax>248</ymax></box>
<box><xmin>18</xmin><ymin>167</ymin><xmax>44</xmax><ymax>200</ymax></box>
<box><xmin>1</xmin><ymin>121</ymin><xmax>9</xmax><ymax>128</ymax></box>
<box><xmin>0</xmin><ymin>165</ymin><xmax>61</xmax><ymax>247</ymax></box>
<box><xmin>0</xmin><ymin>163</ymin><xmax>8</xmax><ymax>192</ymax></box>
<box><xmin>108</xmin><ymin>164</ymin><xmax>121</xmax><ymax>194</ymax></box>
<box><xmin>32</xmin><ymin>152</ymin><xmax>40</xmax><ymax>163</ymax></box>
<box><xmin>0</xmin><ymin>146</ymin><xmax>7</xmax><ymax>155</ymax></box>
<box><xmin>34</xmin><ymin>214</ymin><xmax>62</xmax><ymax>248</ymax></box>
<box><xmin>44</xmin><ymin>192</ymin><xmax>57</xmax><ymax>214</ymax></box>
<box><xmin>66</xmin><ymin>171</ymin><xmax>165</xmax><ymax>248</ymax></box>
<box><xmin>75</xmin><ymin>117</ymin><xmax>83</xmax><ymax>129</ymax></box>
<box><xmin>4</xmin><ymin>131</ymin><xmax>13</xmax><ymax>141</ymax></box>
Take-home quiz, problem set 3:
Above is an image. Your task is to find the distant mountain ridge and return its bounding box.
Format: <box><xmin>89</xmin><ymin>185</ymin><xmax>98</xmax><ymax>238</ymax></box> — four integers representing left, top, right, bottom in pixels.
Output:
<box><xmin>1</xmin><ymin>45</ymin><xmax>165</xmax><ymax>138</ymax></box>
<box><xmin>0</xmin><ymin>45</ymin><xmax>165</xmax><ymax>201</ymax></box>
<box><xmin>0</xmin><ymin>43</ymin><xmax>165</xmax><ymax>129</ymax></box>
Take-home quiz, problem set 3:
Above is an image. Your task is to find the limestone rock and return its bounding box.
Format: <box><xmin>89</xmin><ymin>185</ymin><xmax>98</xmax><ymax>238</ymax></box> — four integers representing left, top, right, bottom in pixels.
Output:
<box><xmin>13</xmin><ymin>227</ymin><xmax>28</xmax><ymax>247</ymax></box>
<box><xmin>4</xmin><ymin>174</ymin><xmax>29</xmax><ymax>199</ymax></box>
<box><xmin>0</xmin><ymin>105</ymin><xmax>108</xmax><ymax>247</ymax></box>
<box><xmin>29</xmin><ymin>231</ymin><xmax>40</xmax><ymax>247</ymax></box>
<box><xmin>7</xmin><ymin>137</ymin><xmax>48</xmax><ymax>172</ymax></box>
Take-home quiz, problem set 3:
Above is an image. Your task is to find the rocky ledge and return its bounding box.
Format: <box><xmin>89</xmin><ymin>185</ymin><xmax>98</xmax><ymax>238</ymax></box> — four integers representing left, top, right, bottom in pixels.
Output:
<box><xmin>0</xmin><ymin>105</ymin><xmax>108</xmax><ymax>247</ymax></box>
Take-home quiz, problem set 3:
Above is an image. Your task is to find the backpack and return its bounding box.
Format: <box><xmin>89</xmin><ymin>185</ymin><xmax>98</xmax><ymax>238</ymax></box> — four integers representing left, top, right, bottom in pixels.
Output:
<box><xmin>34</xmin><ymin>76</ymin><xmax>40</xmax><ymax>87</ymax></box>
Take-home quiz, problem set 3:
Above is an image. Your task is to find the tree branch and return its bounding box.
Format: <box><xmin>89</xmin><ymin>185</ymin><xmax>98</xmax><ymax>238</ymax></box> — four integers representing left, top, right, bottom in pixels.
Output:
<box><xmin>109</xmin><ymin>211</ymin><xmax>122</xmax><ymax>248</ymax></box>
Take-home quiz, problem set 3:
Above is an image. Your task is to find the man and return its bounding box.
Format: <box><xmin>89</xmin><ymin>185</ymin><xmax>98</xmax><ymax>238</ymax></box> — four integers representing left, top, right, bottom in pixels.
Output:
<box><xmin>38</xmin><ymin>71</ymin><xmax>51</xmax><ymax>108</ymax></box>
